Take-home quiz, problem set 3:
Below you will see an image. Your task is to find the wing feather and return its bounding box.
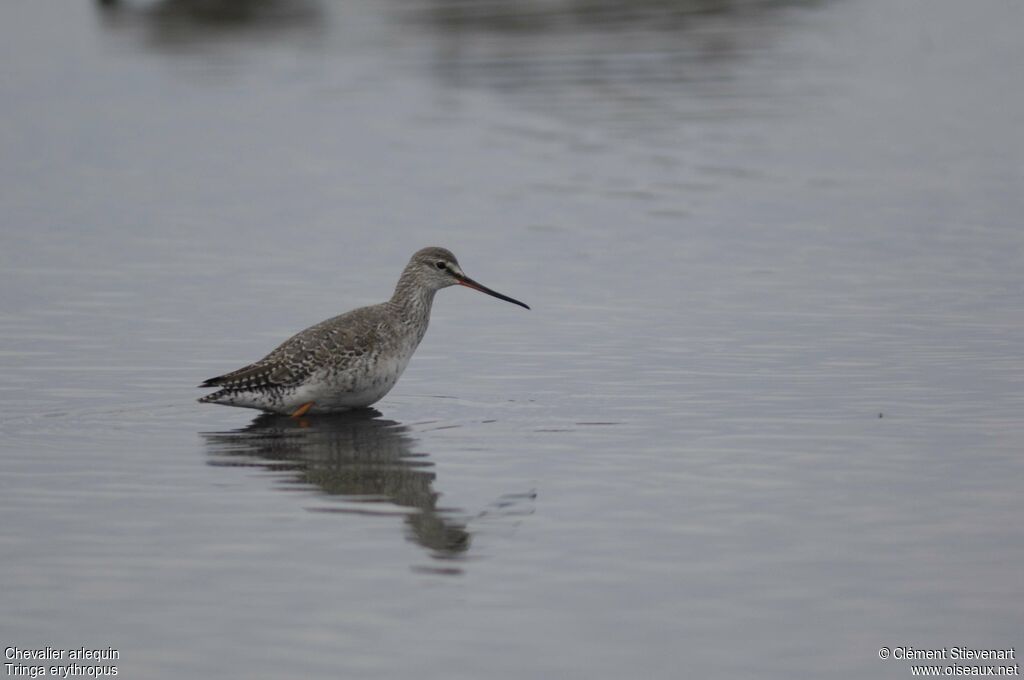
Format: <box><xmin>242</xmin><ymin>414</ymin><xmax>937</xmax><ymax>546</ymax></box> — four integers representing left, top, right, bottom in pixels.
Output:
<box><xmin>198</xmin><ymin>305</ymin><xmax>389</xmax><ymax>392</ymax></box>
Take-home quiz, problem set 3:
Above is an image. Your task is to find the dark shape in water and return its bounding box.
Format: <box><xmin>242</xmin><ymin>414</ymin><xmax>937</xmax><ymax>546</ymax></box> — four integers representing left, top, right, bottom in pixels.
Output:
<box><xmin>203</xmin><ymin>408</ymin><xmax>471</xmax><ymax>559</ymax></box>
<box><xmin>402</xmin><ymin>0</ymin><xmax>814</xmax><ymax>129</ymax></box>
<box><xmin>95</xmin><ymin>0</ymin><xmax>324</xmax><ymax>49</ymax></box>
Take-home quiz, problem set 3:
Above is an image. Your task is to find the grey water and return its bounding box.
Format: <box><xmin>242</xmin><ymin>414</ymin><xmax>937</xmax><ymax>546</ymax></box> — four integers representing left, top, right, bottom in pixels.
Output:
<box><xmin>2</xmin><ymin>1</ymin><xmax>1022</xmax><ymax>678</ymax></box>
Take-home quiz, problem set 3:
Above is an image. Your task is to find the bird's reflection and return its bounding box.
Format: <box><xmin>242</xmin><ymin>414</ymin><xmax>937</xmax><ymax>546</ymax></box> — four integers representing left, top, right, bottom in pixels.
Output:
<box><xmin>203</xmin><ymin>409</ymin><xmax>470</xmax><ymax>559</ymax></box>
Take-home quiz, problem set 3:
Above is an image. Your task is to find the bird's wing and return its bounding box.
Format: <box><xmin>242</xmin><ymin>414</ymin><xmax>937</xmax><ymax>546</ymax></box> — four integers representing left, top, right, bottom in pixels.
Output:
<box><xmin>199</xmin><ymin>308</ymin><xmax>384</xmax><ymax>391</ymax></box>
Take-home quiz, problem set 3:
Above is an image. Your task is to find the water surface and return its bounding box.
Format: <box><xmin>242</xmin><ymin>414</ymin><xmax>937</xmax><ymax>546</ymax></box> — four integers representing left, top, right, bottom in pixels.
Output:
<box><xmin>1</xmin><ymin>1</ymin><xmax>1022</xmax><ymax>678</ymax></box>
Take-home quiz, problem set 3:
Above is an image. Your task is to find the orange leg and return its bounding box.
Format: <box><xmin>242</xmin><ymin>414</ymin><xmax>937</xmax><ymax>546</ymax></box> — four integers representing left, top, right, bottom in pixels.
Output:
<box><xmin>290</xmin><ymin>401</ymin><xmax>315</xmax><ymax>418</ymax></box>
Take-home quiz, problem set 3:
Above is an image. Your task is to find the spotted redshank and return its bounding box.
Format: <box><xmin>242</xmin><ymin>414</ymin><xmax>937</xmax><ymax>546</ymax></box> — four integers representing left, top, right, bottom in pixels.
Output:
<box><xmin>198</xmin><ymin>247</ymin><xmax>529</xmax><ymax>416</ymax></box>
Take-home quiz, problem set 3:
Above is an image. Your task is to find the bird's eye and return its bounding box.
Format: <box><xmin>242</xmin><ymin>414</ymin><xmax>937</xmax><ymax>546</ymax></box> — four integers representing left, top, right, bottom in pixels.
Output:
<box><xmin>435</xmin><ymin>261</ymin><xmax>446</xmax><ymax>270</ymax></box>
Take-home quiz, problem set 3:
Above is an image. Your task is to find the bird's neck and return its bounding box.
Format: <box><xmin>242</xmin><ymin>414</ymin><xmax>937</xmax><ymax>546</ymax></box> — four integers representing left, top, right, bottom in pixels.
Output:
<box><xmin>390</xmin><ymin>270</ymin><xmax>436</xmax><ymax>328</ymax></box>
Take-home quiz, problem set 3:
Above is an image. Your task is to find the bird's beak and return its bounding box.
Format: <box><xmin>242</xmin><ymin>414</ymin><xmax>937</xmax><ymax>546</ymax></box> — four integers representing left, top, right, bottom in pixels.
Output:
<box><xmin>454</xmin><ymin>273</ymin><xmax>530</xmax><ymax>310</ymax></box>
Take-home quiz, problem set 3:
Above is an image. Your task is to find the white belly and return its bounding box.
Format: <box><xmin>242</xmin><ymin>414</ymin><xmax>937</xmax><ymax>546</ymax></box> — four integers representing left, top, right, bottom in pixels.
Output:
<box><xmin>291</xmin><ymin>349</ymin><xmax>414</xmax><ymax>414</ymax></box>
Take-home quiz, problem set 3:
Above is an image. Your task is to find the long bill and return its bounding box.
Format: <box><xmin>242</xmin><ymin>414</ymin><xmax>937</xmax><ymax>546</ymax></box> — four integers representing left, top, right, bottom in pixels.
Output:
<box><xmin>455</xmin><ymin>274</ymin><xmax>531</xmax><ymax>310</ymax></box>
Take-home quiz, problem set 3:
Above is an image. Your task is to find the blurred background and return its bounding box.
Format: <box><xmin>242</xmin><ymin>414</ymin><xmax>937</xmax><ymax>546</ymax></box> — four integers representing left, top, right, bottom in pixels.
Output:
<box><xmin>1</xmin><ymin>1</ymin><xmax>1022</xmax><ymax>678</ymax></box>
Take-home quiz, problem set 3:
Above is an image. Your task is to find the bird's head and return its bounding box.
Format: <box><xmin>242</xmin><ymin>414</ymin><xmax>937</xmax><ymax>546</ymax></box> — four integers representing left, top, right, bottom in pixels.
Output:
<box><xmin>409</xmin><ymin>247</ymin><xmax>530</xmax><ymax>309</ymax></box>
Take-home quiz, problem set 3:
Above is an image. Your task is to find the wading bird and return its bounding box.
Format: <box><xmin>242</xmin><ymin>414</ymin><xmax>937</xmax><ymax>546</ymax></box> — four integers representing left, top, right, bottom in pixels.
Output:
<box><xmin>199</xmin><ymin>247</ymin><xmax>529</xmax><ymax>416</ymax></box>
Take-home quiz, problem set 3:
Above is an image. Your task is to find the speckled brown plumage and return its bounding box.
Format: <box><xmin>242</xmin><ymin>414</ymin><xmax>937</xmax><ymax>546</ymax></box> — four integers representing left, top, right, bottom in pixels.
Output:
<box><xmin>198</xmin><ymin>247</ymin><xmax>529</xmax><ymax>415</ymax></box>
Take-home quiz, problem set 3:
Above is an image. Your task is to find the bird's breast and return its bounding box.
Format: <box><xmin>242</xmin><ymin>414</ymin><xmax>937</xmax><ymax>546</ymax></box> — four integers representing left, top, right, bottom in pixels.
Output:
<box><xmin>308</xmin><ymin>337</ymin><xmax>419</xmax><ymax>410</ymax></box>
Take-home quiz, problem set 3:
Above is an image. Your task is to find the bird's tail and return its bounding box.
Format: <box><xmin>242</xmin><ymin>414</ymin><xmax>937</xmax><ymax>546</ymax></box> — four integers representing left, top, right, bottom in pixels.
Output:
<box><xmin>198</xmin><ymin>389</ymin><xmax>232</xmax><ymax>404</ymax></box>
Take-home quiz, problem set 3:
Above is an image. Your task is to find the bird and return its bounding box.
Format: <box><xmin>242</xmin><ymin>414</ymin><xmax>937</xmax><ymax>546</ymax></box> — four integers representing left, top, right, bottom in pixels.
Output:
<box><xmin>198</xmin><ymin>247</ymin><xmax>530</xmax><ymax>416</ymax></box>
